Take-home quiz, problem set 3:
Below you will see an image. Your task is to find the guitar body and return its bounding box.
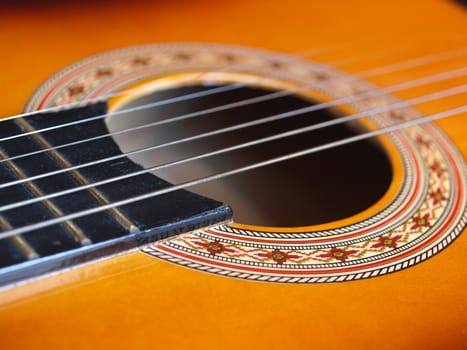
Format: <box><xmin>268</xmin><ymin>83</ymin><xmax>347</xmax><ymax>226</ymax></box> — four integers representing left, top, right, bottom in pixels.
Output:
<box><xmin>0</xmin><ymin>1</ymin><xmax>466</xmax><ymax>349</ymax></box>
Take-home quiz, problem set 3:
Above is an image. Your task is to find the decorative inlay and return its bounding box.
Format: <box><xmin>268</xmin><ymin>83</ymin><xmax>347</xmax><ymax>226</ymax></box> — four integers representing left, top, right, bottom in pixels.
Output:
<box><xmin>25</xmin><ymin>43</ymin><xmax>467</xmax><ymax>283</ymax></box>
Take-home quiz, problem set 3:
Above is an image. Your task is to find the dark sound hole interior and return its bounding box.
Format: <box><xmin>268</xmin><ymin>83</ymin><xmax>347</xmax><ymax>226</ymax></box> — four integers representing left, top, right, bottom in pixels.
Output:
<box><xmin>107</xmin><ymin>83</ymin><xmax>393</xmax><ymax>227</ymax></box>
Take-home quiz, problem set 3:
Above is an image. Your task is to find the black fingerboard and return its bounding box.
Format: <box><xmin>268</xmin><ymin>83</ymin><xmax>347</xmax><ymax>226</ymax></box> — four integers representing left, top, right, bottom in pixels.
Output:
<box><xmin>0</xmin><ymin>103</ymin><xmax>232</xmax><ymax>286</ymax></box>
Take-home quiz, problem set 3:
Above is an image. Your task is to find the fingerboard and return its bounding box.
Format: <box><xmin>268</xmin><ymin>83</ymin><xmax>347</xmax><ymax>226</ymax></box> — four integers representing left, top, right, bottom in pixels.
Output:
<box><xmin>0</xmin><ymin>103</ymin><xmax>232</xmax><ymax>286</ymax></box>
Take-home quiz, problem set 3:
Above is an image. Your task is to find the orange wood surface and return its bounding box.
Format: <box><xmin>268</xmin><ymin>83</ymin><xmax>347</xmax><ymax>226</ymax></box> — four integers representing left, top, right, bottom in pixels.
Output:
<box><xmin>0</xmin><ymin>0</ymin><xmax>466</xmax><ymax>349</ymax></box>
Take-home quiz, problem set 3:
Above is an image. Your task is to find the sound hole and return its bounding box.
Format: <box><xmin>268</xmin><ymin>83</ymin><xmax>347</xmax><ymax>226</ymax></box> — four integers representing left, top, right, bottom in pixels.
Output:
<box><xmin>107</xmin><ymin>84</ymin><xmax>393</xmax><ymax>227</ymax></box>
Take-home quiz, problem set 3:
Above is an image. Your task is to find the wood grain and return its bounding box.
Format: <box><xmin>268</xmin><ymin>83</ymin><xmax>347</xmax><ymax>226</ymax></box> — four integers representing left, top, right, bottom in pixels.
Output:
<box><xmin>0</xmin><ymin>1</ymin><xmax>465</xmax><ymax>349</ymax></box>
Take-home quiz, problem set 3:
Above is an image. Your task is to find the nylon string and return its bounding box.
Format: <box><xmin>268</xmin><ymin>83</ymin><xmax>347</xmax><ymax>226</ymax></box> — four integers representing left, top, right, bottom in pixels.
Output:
<box><xmin>0</xmin><ymin>44</ymin><xmax>465</xmax><ymax>239</ymax></box>
<box><xmin>0</xmin><ymin>66</ymin><xmax>464</xmax><ymax>189</ymax></box>
<box><xmin>0</xmin><ymin>105</ymin><xmax>464</xmax><ymax>240</ymax></box>
<box><xmin>0</xmin><ymin>45</ymin><xmax>465</xmax><ymax>143</ymax></box>
<box><xmin>0</xmin><ymin>83</ymin><xmax>464</xmax><ymax>212</ymax></box>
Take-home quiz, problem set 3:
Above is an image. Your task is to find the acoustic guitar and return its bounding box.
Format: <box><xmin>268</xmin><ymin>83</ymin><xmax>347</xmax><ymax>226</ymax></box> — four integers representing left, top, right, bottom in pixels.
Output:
<box><xmin>0</xmin><ymin>0</ymin><xmax>466</xmax><ymax>349</ymax></box>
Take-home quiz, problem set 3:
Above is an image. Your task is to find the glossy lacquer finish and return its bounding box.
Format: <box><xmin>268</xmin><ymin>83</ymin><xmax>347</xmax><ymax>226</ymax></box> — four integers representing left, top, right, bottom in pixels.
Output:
<box><xmin>0</xmin><ymin>1</ymin><xmax>466</xmax><ymax>349</ymax></box>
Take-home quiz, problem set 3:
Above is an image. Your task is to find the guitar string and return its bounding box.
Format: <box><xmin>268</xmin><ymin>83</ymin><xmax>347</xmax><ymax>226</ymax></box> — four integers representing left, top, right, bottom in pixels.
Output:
<box><xmin>0</xmin><ymin>67</ymin><xmax>467</xmax><ymax>189</ymax></box>
<box><xmin>0</xmin><ymin>104</ymin><xmax>464</xmax><ymax>240</ymax></box>
<box><xmin>354</xmin><ymin>46</ymin><xmax>466</xmax><ymax>78</ymax></box>
<box><xmin>0</xmin><ymin>47</ymin><xmax>465</xmax><ymax>165</ymax></box>
<box><xmin>2</xmin><ymin>60</ymin><xmax>464</xmax><ymax>166</ymax></box>
<box><xmin>0</xmin><ymin>42</ymin><xmax>464</xmax><ymax>237</ymax></box>
<box><xmin>0</xmin><ymin>45</ymin><xmax>465</xmax><ymax>143</ymax></box>
<box><xmin>0</xmin><ymin>39</ymin><xmax>385</xmax><ymax>122</ymax></box>
<box><xmin>329</xmin><ymin>42</ymin><xmax>423</xmax><ymax>67</ymax></box>
<box><xmin>0</xmin><ymin>66</ymin><xmax>464</xmax><ymax>189</ymax></box>
<box><xmin>0</xmin><ymin>84</ymin><xmax>464</xmax><ymax>213</ymax></box>
<box><xmin>0</xmin><ymin>30</ymin><xmax>439</xmax><ymax>122</ymax></box>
